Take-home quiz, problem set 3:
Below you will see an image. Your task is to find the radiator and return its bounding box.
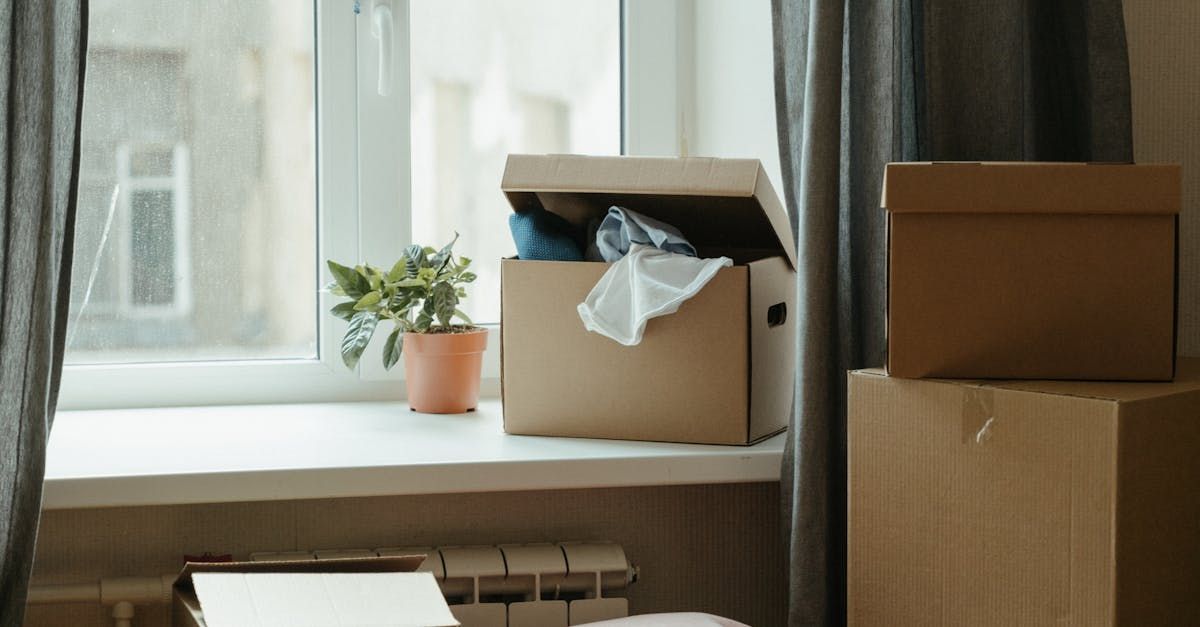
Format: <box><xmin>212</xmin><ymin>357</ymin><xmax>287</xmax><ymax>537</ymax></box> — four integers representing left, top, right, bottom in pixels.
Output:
<box><xmin>28</xmin><ymin>541</ymin><xmax>635</xmax><ymax>627</ymax></box>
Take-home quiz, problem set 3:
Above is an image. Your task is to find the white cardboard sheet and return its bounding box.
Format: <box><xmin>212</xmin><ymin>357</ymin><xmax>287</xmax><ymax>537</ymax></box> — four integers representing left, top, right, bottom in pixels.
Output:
<box><xmin>192</xmin><ymin>571</ymin><xmax>459</xmax><ymax>627</ymax></box>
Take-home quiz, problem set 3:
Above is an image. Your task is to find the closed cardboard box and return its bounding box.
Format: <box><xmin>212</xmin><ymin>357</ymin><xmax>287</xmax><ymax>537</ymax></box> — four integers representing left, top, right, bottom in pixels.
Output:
<box><xmin>883</xmin><ymin>161</ymin><xmax>1180</xmax><ymax>380</ymax></box>
<box><xmin>500</xmin><ymin>154</ymin><xmax>796</xmax><ymax>445</ymax></box>
<box><xmin>848</xmin><ymin>360</ymin><xmax>1200</xmax><ymax>626</ymax></box>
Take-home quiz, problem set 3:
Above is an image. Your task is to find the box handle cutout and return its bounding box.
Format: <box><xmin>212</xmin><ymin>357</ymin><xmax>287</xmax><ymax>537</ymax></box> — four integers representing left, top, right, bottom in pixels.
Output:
<box><xmin>767</xmin><ymin>303</ymin><xmax>787</xmax><ymax>328</ymax></box>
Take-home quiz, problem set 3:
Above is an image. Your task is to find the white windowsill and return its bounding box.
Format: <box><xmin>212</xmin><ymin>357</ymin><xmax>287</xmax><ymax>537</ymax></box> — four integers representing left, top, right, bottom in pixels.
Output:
<box><xmin>43</xmin><ymin>399</ymin><xmax>785</xmax><ymax>510</ymax></box>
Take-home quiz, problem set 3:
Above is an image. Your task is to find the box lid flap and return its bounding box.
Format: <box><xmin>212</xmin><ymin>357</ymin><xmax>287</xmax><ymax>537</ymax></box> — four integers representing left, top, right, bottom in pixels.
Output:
<box><xmin>501</xmin><ymin>154</ymin><xmax>797</xmax><ymax>268</ymax></box>
<box><xmin>174</xmin><ymin>555</ymin><xmax>427</xmax><ymax>587</ymax></box>
<box><xmin>191</xmin><ymin>571</ymin><xmax>457</xmax><ymax>627</ymax></box>
<box><xmin>881</xmin><ymin>162</ymin><xmax>1181</xmax><ymax>214</ymax></box>
<box><xmin>855</xmin><ymin>358</ymin><xmax>1200</xmax><ymax>403</ymax></box>
<box><xmin>174</xmin><ymin>556</ymin><xmax>456</xmax><ymax>627</ymax></box>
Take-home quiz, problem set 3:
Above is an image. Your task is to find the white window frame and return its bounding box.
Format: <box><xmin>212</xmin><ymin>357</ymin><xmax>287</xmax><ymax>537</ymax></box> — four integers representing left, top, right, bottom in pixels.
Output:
<box><xmin>57</xmin><ymin>0</ymin><xmax>690</xmax><ymax>411</ymax></box>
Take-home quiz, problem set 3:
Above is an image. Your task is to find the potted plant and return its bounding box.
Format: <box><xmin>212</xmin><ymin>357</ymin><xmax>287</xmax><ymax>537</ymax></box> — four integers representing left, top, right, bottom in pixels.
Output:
<box><xmin>325</xmin><ymin>235</ymin><xmax>487</xmax><ymax>413</ymax></box>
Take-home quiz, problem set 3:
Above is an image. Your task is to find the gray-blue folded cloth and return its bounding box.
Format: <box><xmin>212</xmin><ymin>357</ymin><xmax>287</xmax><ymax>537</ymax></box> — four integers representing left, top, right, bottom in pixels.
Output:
<box><xmin>508</xmin><ymin>207</ymin><xmax>584</xmax><ymax>261</ymax></box>
<box><xmin>593</xmin><ymin>206</ymin><xmax>696</xmax><ymax>262</ymax></box>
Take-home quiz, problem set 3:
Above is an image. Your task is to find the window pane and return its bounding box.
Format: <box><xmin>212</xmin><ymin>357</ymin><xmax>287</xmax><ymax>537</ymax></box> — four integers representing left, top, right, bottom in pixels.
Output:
<box><xmin>410</xmin><ymin>0</ymin><xmax>621</xmax><ymax>323</ymax></box>
<box><xmin>128</xmin><ymin>189</ymin><xmax>176</xmax><ymax>307</ymax></box>
<box><xmin>66</xmin><ymin>2</ymin><xmax>317</xmax><ymax>364</ymax></box>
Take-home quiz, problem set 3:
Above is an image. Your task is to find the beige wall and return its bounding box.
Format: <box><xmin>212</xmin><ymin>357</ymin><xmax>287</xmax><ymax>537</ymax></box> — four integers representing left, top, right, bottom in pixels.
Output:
<box><xmin>27</xmin><ymin>483</ymin><xmax>787</xmax><ymax>627</ymax></box>
<box><xmin>1125</xmin><ymin>1</ymin><xmax>1200</xmax><ymax>355</ymax></box>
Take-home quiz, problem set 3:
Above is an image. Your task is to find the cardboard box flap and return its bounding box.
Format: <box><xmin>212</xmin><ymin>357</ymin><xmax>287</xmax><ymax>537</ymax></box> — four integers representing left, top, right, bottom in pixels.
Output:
<box><xmin>190</xmin><ymin>571</ymin><xmax>456</xmax><ymax>627</ymax></box>
<box><xmin>175</xmin><ymin>555</ymin><xmax>427</xmax><ymax>588</ymax></box>
<box><xmin>859</xmin><ymin>358</ymin><xmax>1200</xmax><ymax>403</ymax></box>
<box><xmin>881</xmin><ymin>162</ymin><xmax>1181</xmax><ymax>214</ymax></box>
<box><xmin>501</xmin><ymin>154</ymin><xmax>797</xmax><ymax>269</ymax></box>
<box><xmin>173</xmin><ymin>556</ymin><xmax>457</xmax><ymax>627</ymax></box>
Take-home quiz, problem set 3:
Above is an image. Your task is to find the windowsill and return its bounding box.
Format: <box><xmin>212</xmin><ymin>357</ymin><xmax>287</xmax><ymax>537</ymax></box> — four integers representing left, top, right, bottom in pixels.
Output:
<box><xmin>43</xmin><ymin>399</ymin><xmax>785</xmax><ymax>510</ymax></box>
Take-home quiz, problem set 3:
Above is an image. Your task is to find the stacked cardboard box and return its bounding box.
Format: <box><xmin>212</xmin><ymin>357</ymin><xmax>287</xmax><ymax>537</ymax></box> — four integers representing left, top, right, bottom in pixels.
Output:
<box><xmin>849</xmin><ymin>162</ymin><xmax>1199</xmax><ymax>626</ymax></box>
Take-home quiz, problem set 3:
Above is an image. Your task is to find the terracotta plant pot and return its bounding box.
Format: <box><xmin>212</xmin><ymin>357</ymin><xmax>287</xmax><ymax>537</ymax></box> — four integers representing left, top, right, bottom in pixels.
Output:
<box><xmin>403</xmin><ymin>327</ymin><xmax>488</xmax><ymax>414</ymax></box>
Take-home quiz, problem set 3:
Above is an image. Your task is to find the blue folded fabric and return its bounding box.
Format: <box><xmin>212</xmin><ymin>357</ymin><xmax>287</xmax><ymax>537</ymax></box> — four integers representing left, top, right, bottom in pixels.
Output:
<box><xmin>509</xmin><ymin>207</ymin><xmax>584</xmax><ymax>261</ymax></box>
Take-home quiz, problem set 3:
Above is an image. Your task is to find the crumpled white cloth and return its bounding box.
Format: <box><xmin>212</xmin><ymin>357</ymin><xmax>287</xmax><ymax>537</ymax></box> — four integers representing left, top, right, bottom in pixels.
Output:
<box><xmin>578</xmin><ymin>244</ymin><xmax>732</xmax><ymax>346</ymax></box>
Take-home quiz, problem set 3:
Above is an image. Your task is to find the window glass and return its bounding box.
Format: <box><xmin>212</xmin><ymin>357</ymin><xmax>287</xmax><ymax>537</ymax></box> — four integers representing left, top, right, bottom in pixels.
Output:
<box><xmin>410</xmin><ymin>0</ymin><xmax>621</xmax><ymax>323</ymax></box>
<box><xmin>66</xmin><ymin>2</ymin><xmax>317</xmax><ymax>364</ymax></box>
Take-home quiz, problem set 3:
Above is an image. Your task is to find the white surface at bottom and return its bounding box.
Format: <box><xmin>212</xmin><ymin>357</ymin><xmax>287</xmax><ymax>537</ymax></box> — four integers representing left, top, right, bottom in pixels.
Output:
<box><xmin>44</xmin><ymin>399</ymin><xmax>785</xmax><ymax>510</ymax></box>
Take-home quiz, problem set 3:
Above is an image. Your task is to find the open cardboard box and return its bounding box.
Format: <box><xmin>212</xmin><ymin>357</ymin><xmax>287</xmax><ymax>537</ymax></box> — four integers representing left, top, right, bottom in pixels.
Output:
<box><xmin>500</xmin><ymin>154</ymin><xmax>796</xmax><ymax>445</ymax></box>
<box><xmin>172</xmin><ymin>556</ymin><xmax>458</xmax><ymax>627</ymax></box>
<box><xmin>882</xmin><ymin>161</ymin><xmax>1181</xmax><ymax>380</ymax></box>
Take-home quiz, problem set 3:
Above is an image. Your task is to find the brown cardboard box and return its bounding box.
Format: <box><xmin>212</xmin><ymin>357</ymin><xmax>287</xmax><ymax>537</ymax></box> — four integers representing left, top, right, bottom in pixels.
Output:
<box><xmin>172</xmin><ymin>556</ymin><xmax>458</xmax><ymax>626</ymax></box>
<box><xmin>883</xmin><ymin>161</ymin><xmax>1181</xmax><ymax>380</ymax></box>
<box><xmin>499</xmin><ymin>154</ymin><xmax>796</xmax><ymax>445</ymax></box>
<box><xmin>848</xmin><ymin>360</ymin><xmax>1200</xmax><ymax>626</ymax></box>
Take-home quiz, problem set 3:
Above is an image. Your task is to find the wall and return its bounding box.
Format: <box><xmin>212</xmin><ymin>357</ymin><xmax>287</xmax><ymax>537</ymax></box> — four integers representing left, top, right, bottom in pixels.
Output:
<box><xmin>27</xmin><ymin>484</ymin><xmax>786</xmax><ymax>626</ymax></box>
<box><xmin>1124</xmin><ymin>1</ymin><xmax>1200</xmax><ymax>355</ymax></box>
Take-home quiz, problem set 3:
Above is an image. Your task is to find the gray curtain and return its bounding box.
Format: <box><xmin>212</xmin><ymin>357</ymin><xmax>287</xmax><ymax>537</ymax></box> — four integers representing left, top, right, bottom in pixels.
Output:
<box><xmin>0</xmin><ymin>2</ymin><xmax>87</xmax><ymax>625</ymax></box>
<box><xmin>772</xmin><ymin>1</ymin><xmax>1133</xmax><ymax>625</ymax></box>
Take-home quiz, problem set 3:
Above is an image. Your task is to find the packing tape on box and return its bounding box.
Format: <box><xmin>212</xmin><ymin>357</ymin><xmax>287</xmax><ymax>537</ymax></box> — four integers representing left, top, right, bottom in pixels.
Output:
<box><xmin>961</xmin><ymin>387</ymin><xmax>996</xmax><ymax>445</ymax></box>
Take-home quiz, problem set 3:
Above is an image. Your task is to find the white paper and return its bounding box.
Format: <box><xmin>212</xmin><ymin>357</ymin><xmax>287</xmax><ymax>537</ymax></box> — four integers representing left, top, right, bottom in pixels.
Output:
<box><xmin>192</xmin><ymin>571</ymin><xmax>459</xmax><ymax>626</ymax></box>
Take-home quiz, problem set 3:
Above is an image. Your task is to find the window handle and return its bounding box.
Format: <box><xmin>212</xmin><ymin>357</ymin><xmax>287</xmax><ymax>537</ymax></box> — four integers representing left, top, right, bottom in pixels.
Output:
<box><xmin>371</xmin><ymin>1</ymin><xmax>394</xmax><ymax>96</ymax></box>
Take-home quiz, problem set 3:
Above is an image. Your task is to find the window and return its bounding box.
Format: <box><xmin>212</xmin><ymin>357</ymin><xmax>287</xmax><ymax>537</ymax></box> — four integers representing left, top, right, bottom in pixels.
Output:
<box><xmin>118</xmin><ymin>143</ymin><xmax>191</xmax><ymax>316</ymax></box>
<box><xmin>73</xmin><ymin>143</ymin><xmax>192</xmax><ymax>333</ymax></box>
<box><xmin>60</xmin><ymin>1</ymin><xmax>686</xmax><ymax>409</ymax></box>
<box><xmin>67</xmin><ymin>5</ymin><xmax>317</xmax><ymax>367</ymax></box>
<box><xmin>409</xmin><ymin>0</ymin><xmax>621</xmax><ymax>322</ymax></box>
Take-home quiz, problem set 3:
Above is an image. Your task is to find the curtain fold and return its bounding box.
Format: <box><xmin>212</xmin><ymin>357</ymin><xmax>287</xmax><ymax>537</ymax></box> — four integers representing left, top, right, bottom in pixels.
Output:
<box><xmin>772</xmin><ymin>0</ymin><xmax>1132</xmax><ymax>624</ymax></box>
<box><xmin>0</xmin><ymin>2</ymin><xmax>87</xmax><ymax>624</ymax></box>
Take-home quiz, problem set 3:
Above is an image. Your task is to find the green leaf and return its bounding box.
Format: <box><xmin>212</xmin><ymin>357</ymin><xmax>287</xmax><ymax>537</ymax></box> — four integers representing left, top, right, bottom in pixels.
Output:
<box><xmin>414</xmin><ymin>310</ymin><xmax>433</xmax><ymax>332</ymax></box>
<box><xmin>453</xmin><ymin>308</ymin><xmax>474</xmax><ymax>326</ymax></box>
<box><xmin>389</xmin><ymin>290</ymin><xmax>415</xmax><ymax>312</ymax></box>
<box><xmin>404</xmin><ymin>244</ymin><xmax>426</xmax><ymax>275</ymax></box>
<box><xmin>431</xmin><ymin>232</ymin><xmax>460</xmax><ymax>273</ymax></box>
<box><xmin>431</xmin><ymin>282</ymin><xmax>457</xmax><ymax>327</ymax></box>
<box><xmin>355</xmin><ymin>290</ymin><xmax>382</xmax><ymax>310</ymax></box>
<box><xmin>458</xmin><ymin>271</ymin><xmax>477</xmax><ymax>283</ymax></box>
<box><xmin>329</xmin><ymin>301</ymin><xmax>357</xmax><ymax>321</ymax></box>
<box><xmin>392</xmin><ymin>277</ymin><xmax>425</xmax><ymax>289</ymax></box>
<box><xmin>340</xmin><ymin>311</ymin><xmax>379</xmax><ymax>369</ymax></box>
<box><xmin>382</xmin><ymin>327</ymin><xmax>403</xmax><ymax>370</ymax></box>
<box><xmin>414</xmin><ymin>299</ymin><xmax>436</xmax><ymax>332</ymax></box>
<box><xmin>387</xmin><ymin>258</ymin><xmax>407</xmax><ymax>282</ymax></box>
<box><xmin>327</xmin><ymin>260</ymin><xmax>369</xmax><ymax>299</ymax></box>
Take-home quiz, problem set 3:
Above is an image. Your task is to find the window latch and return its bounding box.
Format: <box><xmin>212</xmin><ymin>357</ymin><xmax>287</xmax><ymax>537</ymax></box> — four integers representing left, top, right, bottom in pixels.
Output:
<box><xmin>371</xmin><ymin>1</ymin><xmax>394</xmax><ymax>96</ymax></box>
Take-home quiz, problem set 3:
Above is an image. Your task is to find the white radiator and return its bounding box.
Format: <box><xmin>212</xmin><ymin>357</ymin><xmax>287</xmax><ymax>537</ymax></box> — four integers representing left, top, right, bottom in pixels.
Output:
<box><xmin>28</xmin><ymin>541</ymin><xmax>635</xmax><ymax>627</ymax></box>
<box><xmin>251</xmin><ymin>542</ymin><xmax>633</xmax><ymax>627</ymax></box>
